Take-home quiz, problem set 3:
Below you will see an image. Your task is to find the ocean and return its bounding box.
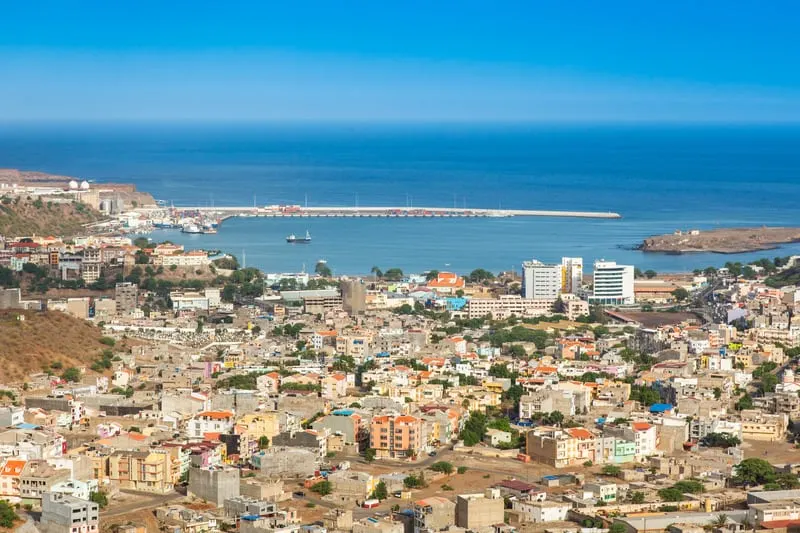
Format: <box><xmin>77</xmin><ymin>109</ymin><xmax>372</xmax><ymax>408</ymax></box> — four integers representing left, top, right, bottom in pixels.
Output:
<box><xmin>1</xmin><ymin>122</ymin><xmax>799</xmax><ymax>275</ymax></box>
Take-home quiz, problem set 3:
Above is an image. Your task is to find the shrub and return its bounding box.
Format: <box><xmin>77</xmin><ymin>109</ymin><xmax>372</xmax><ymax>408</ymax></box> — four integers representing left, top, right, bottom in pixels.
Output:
<box><xmin>430</xmin><ymin>461</ymin><xmax>454</xmax><ymax>475</ymax></box>
<box><xmin>310</xmin><ymin>481</ymin><xmax>332</xmax><ymax>496</ymax></box>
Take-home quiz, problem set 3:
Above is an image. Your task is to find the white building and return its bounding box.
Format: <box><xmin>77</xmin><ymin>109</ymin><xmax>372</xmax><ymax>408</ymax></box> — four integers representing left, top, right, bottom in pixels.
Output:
<box><xmin>512</xmin><ymin>500</ymin><xmax>570</xmax><ymax>523</ymax></box>
<box><xmin>522</xmin><ymin>260</ymin><xmax>562</xmax><ymax>300</ymax></box>
<box><xmin>561</xmin><ymin>257</ymin><xmax>583</xmax><ymax>294</ymax></box>
<box><xmin>188</xmin><ymin>411</ymin><xmax>235</xmax><ymax>439</ymax></box>
<box><xmin>589</xmin><ymin>260</ymin><xmax>635</xmax><ymax>305</ymax></box>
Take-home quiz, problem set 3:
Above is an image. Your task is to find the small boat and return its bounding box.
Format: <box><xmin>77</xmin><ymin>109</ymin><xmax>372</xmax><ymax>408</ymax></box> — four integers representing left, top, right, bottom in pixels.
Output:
<box><xmin>286</xmin><ymin>230</ymin><xmax>311</xmax><ymax>243</ymax></box>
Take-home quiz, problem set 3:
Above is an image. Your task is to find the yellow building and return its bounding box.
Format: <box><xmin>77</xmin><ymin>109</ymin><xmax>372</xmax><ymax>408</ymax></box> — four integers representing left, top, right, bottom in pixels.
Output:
<box><xmin>107</xmin><ymin>450</ymin><xmax>175</xmax><ymax>494</ymax></box>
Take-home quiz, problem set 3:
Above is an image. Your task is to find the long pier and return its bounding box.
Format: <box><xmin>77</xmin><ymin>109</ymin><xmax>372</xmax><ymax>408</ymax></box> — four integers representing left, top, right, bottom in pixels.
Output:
<box><xmin>170</xmin><ymin>206</ymin><xmax>622</xmax><ymax>219</ymax></box>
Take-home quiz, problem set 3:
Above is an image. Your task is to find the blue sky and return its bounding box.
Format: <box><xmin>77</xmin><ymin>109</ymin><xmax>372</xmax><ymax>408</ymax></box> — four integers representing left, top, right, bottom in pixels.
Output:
<box><xmin>1</xmin><ymin>1</ymin><xmax>798</xmax><ymax>122</ymax></box>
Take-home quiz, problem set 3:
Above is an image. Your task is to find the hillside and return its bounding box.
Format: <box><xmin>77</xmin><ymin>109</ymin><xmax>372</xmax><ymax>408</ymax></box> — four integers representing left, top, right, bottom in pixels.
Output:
<box><xmin>0</xmin><ymin>310</ymin><xmax>112</xmax><ymax>382</ymax></box>
<box><xmin>766</xmin><ymin>266</ymin><xmax>800</xmax><ymax>288</ymax></box>
<box><xmin>0</xmin><ymin>197</ymin><xmax>104</xmax><ymax>237</ymax></box>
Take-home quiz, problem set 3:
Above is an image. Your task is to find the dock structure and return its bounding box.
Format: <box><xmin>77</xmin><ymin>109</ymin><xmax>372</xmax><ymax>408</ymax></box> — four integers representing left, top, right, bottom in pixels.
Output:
<box><xmin>169</xmin><ymin>206</ymin><xmax>622</xmax><ymax>220</ymax></box>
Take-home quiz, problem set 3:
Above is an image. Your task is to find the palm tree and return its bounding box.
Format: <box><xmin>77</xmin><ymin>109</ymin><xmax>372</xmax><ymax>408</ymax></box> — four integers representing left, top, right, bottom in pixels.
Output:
<box><xmin>707</xmin><ymin>514</ymin><xmax>729</xmax><ymax>530</ymax></box>
<box><xmin>370</xmin><ymin>266</ymin><xmax>382</xmax><ymax>279</ymax></box>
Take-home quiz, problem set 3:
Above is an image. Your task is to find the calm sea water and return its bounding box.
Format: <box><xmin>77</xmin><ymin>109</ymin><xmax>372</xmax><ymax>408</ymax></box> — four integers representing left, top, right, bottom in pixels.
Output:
<box><xmin>0</xmin><ymin>122</ymin><xmax>799</xmax><ymax>275</ymax></box>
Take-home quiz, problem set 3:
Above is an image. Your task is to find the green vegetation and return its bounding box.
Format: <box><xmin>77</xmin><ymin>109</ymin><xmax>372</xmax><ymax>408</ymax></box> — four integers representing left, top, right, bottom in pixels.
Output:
<box><xmin>364</xmin><ymin>448</ymin><xmax>376</xmax><ymax>463</ymax></box>
<box><xmin>735</xmin><ymin>393</ymin><xmax>754</xmax><ymax>411</ymax></box>
<box><xmin>89</xmin><ymin>491</ymin><xmax>109</xmax><ymax>508</ymax></box>
<box><xmin>701</xmin><ymin>433</ymin><xmax>741</xmax><ymax>448</ymax></box>
<box><xmin>480</xmin><ymin>326</ymin><xmax>549</xmax><ymax>349</ymax></box>
<box><xmin>258</xmin><ymin>436</ymin><xmax>270</xmax><ymax>449</ymax></box>
<box><xmin>215</xmin><ymin>371</ymin><xmax>265</xmax><ymax>390</ymax></box>
<box><xmin>457</xmin><ymin>466</ymin><xmax>468</xmax><ymax>474</ymax></box>
<box><xmin>629</xmin><ymin>385</ymin><xmax>661</xmax><ymax>406</ymax></box>
<box><xmin>467</xmin><ymin>269</ymin><xmax>495</xmax><ymax>283</ymax></box>
<box><xmin>657</xmin><ymin>487</ymin><xmax>685</xmax><ymax>502</ymax></box>
<box><xmin>672</xmin><ymin>287</ymin><xmax>689</xmax><ymax>302</ymax></box>
<box><xmin>310</xmin><ymin>481</ymin><xmax>332</xmax><ymax>496</ymax></box>
<box><xmin>61</xmin><ymin>367</ymin><xmax>81</xmax><ymax>382</ymax></box>
<box><xmin>733</xmin><ymin>458</ymin><xmax>776</xmax><ymax>486</ymax></box>
<box><xmin>601</xmin><ymin>465</ymin><xmax>622</xmax><ymax>477</ymax></box>
<box><xmin>672</xmin><ymin>480</ymin><xmax>704</xmax><ymax>494</ymax></box>
<box><xmin>430</xmin><ymin>461</ymin><xmax>454</xmax><ymax>475</ymax></box>
<box><xmin>0</xmin><ymin>500</ymin><xmax>18</xmax><ymax>528</ymax></box>
<box><xmin>629</xmin><ymin>491</ymin><xmax>645</xmax><ymax>504</ymax></box>
<box><xmin>279</xmin><ymin>383</ymin><xmax>321</xmax><ymax>393</ymax></box>
<box><xmin>372</xmin><ymin>481</ymin><xmax>388</xmax><ymax>500</ymax></box>
<box><xmin>99</xmin><ymin>336</ymin><xmax>116</xmax><ymax>347</ymax></box>
<box><xmin>460</xmin><ymin>411</ymin><xmax>488</xmax><ymax>446</ymax></box>
<box><xmin>315</xmin><ymin>261</ymin><xmax>332</xmax><ymax>277</ymax></box>
<box><xmin>403</xmin><ymin>473</ymin><xmax>426</xmax><ymax>489</ymax></box>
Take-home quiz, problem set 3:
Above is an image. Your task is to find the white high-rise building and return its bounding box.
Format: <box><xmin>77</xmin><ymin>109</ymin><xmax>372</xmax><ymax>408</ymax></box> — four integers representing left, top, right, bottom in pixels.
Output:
<box><xmin>561</xmin><ymin>257</ymin><xmax>583</xmax><ymax>294</ymax></box>
<box><xmin>589</xmin><ymin>260</ymin><xmax>635</xmax><ymax>305</ymax></box>
<box><xmin>522</xmin><ymin>260</ymin><xmax>562</xmax><ymax>300</ymax></box>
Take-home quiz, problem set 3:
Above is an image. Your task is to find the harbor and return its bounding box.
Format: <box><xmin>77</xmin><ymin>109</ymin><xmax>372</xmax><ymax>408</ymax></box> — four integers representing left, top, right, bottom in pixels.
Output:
<box><xmin>156</xmin><ymin>205</ymin><xmax>623</xmax><ymax>225</ymax></box>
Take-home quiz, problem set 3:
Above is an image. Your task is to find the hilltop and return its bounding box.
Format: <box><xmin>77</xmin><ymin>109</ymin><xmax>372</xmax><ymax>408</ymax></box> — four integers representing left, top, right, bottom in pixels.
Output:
<box><xmin>0</xmin><ymin>197</ymin><xmax>104</xmax><ymax>237</ymax></box>
<box><xmin>0</xmin><ymin>310</ymin><xmax>115</xmax><ymax>382</ymax></box>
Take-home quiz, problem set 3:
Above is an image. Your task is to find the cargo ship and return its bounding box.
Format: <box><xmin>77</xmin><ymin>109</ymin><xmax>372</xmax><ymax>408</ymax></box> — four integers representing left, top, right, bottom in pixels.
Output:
<box><xmin>286</xmin><ymin>230</ymin><xmax>311</xmax><ymax>243</ymax></box>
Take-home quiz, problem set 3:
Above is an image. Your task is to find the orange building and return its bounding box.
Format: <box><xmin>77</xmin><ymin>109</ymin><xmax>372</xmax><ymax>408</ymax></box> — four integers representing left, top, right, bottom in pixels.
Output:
<box><xmin>370</xmin><ymin>415</ymin><xmax>423</xmax><ymax>459</ymax></box>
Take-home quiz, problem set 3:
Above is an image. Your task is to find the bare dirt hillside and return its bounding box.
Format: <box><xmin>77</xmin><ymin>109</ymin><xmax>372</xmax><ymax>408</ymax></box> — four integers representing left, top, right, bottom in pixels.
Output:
<box><xmin>0</xmin><ymin>197</ymin><xmax>104</xmax><ymax>237</ymax></box>
<box><xmin>0</xmin><ymin>310</ymin><xmax>110</xmax><ymax>382</ymax></box>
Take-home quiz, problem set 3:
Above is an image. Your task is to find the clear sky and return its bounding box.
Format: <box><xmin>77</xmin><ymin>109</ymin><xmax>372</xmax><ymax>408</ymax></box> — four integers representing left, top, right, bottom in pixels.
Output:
<box><xmin>1</xmin><ymin>1</ymin><xmax>798</xmax><ymax>122</ymax></box>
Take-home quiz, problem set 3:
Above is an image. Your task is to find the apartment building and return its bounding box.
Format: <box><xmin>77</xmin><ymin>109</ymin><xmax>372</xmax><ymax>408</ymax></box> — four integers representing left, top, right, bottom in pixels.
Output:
<box><xmin>467</xmin><ymin>295</ymin><xmax>555</xmax><ymax>320</ymax></box>
<box><xmin>107</xmin><ymin>450</ymin><xmax>175</xmax><ymax>494</ymax></box>
<box><xmin>522</xmin><ymin>260</ymin><xmax>562</xmax><ymax>300</ymax></box>
<box><xmin>41</xmin><ymin>492</ymin><xmax>100</xmax><ymax>533</ymax></box>
<box><xmin>370</xmin><ymin>415</ymin><xmax>423</xmax><ymax>459</ymax></box>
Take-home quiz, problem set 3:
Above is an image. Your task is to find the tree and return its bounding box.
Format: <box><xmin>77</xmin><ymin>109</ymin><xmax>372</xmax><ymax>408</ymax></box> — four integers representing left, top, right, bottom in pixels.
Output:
<box><xmin>89</xmin><ymin>491</ymin><xmax>109</xmax><ymax>508</ymax></box>
<box><xmin>468</xmin><ymin>269</ymin><xmax>495</xmax><ymax>283</ymax></box>
<box><xmin>673</xmin><ymin>480</ymin><xmax>704</xmax><ymax>494</ymax></box>
<box><xmin>258</xmin><ymin>436</ymin><xmax>270</xmax><ymax>450</ymax></box>
<box><xmin>364</xmin><ymin>448</ymin><xmax>376</xmax><ymax>463</ymax></box>
<box><xmin>700</xmin><ymin>433</ymin><xmax>741</xmax><ymax>448</ymax></box>
<box><xmin>310</xmin><ymin>481</ymin><xmax>332</xmax><ymax>496</ymax></box>
<box><xmin>133</xmin><ymin>237</ymin><xmax>150</xmax><ymax>248</ymax></box>
<box><xmin>62</xmin><ymin>367</ymin><xmax>81</xmax><ymax>382</ymax></box>
<box><xmin>372</xmin><ymin>481</ymin><xmax>388</xmax><ymax>500</ymax></box>
<box><xmin>404</xmin><ymin>473</ymin><xmax>426</xmax><ymax>489</ymax></box>
<box><xmin>672</xmin><ymin>287</ymin><xmax>689</xmax><ymax>302</ymax></box>
<box><xmin>610</xmin><ymin>523</ymin><xmax>627</xmax><ymax>533</ymax></box>
<box><xmin>658</xmin><ymin>488</ymin><xmax>684</xmax><ymax>502</ymax></box>
<box><xmin>735</xmin><ymin>393</ymin><xmax>754</xmax><ymax>411</ymax></box>
<box><xmin>430</xmin><ymin>461</ymin><xmax>454</xmax><ymax>475</ymax></box>
<box><xmin>760</xmin><ymin>373</ymin><xmax>778</xmax><ymax>393</ymax></box>
<box><xmin>371</xmin><ymin>266</ymin><xmax>383</xmax><ymax>279</ymax></box>
<box><xmin>629</xmin><ymin>491</ymin><xmax>645</xmax><ymax>504</ymax></box>
<box><xmin>709</xmin><ymin>515</ymin><xmax>729</xmax><ymax>529</ymax></box>
<box><xmin>383</xmin><ymin>268</ymin><xmax>404</xmax><ymax>281</ymax></box>
<box><xmin>0</xmin><ymin>501</ymin><xmax>18</xmax><ymax>528</ymax></box>
<box><xmin>629</xmin><ymin>385</ymin><xmax>661</xmax><ymax>406</ymax></box>
<box><xmin>733</xmin><ymin>458</ymin><xmax>776</xmax><ymax>486</ymax></box>
<box><xmin>602</xmin><ymin>465</ymin><xmax>622</xmax><ymax>477</ymax></box>
<box><xmin>425</xmin><ymin>270</ymin><xmax>440</xmax><ymax>281</ymax></box>
<box><xmin>644</xmin><ymin>269</ymin><xmax>657</xmax><ymax>279</ymax></box>
<box><xmin>315</xmin><ymin>261</ymin><xmax>332</xmax><ymax>277</ymax></box>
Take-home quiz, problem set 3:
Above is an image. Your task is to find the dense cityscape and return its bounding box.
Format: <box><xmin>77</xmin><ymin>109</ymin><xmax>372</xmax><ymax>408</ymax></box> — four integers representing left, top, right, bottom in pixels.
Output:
<box><xmin>0</xmin><ymin>178</ymin><xmax>799</xmax><ymax>533</ymax></box>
